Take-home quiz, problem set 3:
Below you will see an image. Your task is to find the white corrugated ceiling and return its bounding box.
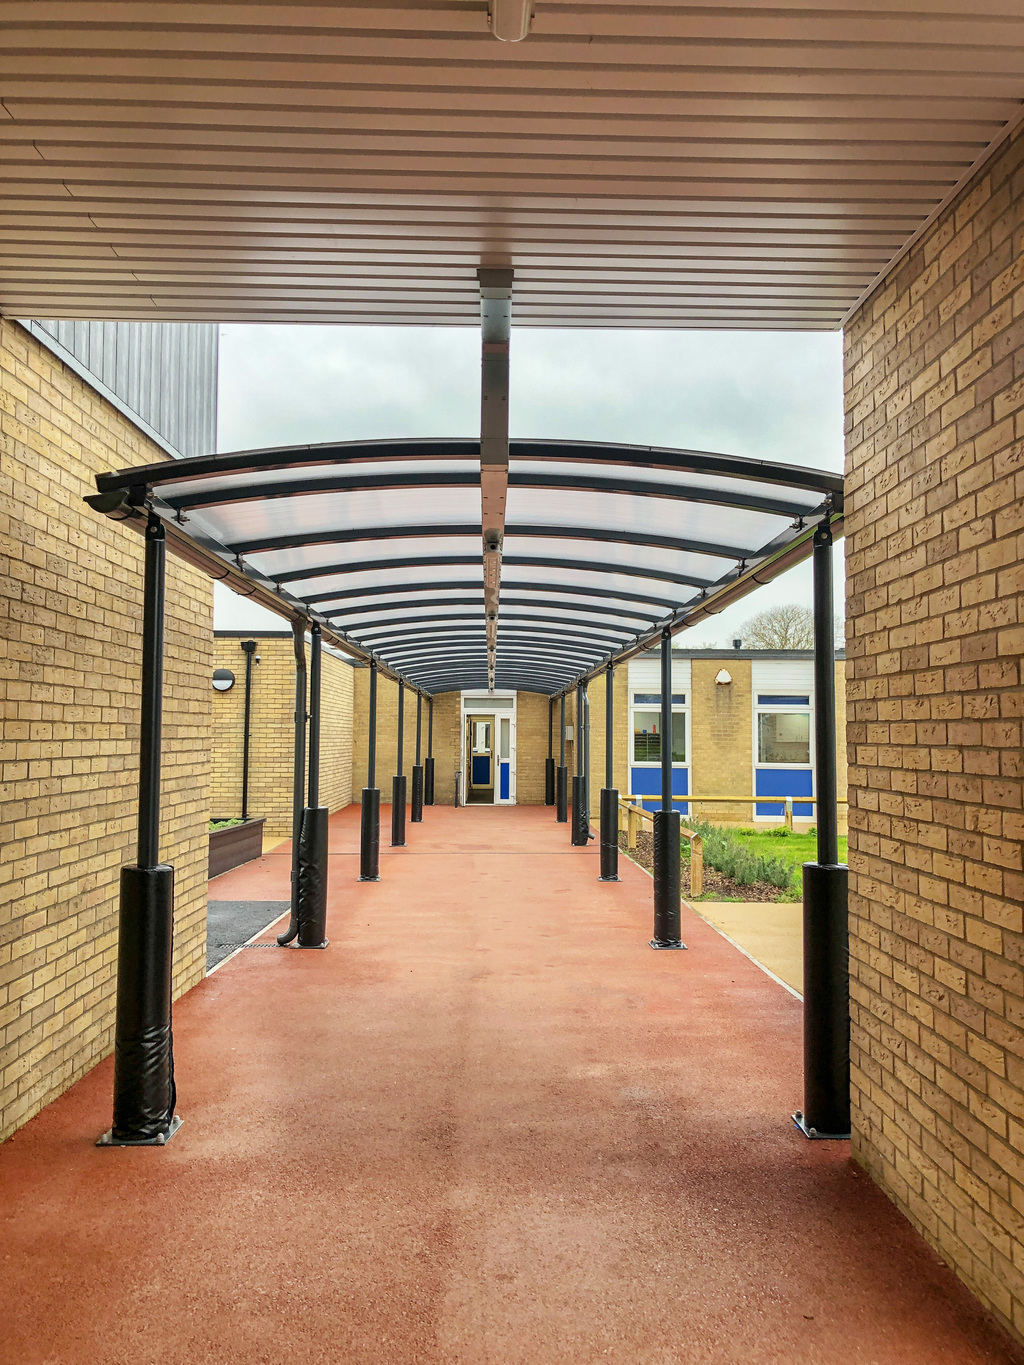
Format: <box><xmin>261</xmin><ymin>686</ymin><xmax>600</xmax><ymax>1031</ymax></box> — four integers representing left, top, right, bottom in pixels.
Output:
<box><xmin>1</xmin><ymin>0</ymin><xmax>1022</xmax><ymax>327</ymax></box>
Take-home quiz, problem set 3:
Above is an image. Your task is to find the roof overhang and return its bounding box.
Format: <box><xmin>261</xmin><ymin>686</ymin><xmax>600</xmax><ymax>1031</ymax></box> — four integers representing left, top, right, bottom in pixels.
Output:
<box><xmin>2</xmin><ymin>2</ymin><xmax>1023</xmax><ymax>328</ymax></box>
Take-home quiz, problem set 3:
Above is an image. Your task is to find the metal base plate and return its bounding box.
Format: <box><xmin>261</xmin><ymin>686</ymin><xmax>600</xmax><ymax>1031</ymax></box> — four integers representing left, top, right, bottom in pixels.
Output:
<box><xmin>358</xmin><ymin>875</ymin><xmax>380</xmax><ymax>882</ymax></box>
<box><xmin>293</xmin><ymin>939</ymin><xmax>329</xmax><ymax>950</ymax></box>
<box><xmin>598</xmin><ymin>875</ymin><xmax>620</xmax><ymax>882</ymax></box>
<box><xmin>97</xmin><ymin>1113</ymin><xmax>183</xmax><ymax>1147</ymax></box>
<box><xmin>649</xmin><ymin>939</ymin><xmax>687</xmax><ymax>950</ymax></box>
<box><xmin>792</xmin><ymin>1111</ymin><xmax>850</xmax><ymax>1141</ymax></box>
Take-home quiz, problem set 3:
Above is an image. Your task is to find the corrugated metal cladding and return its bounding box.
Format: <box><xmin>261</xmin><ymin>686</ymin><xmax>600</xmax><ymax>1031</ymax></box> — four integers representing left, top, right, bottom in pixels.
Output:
<box><xmin>33</xmin><ymin>320</ymin><xmax>217</xmax><ymax>458</ymax></box>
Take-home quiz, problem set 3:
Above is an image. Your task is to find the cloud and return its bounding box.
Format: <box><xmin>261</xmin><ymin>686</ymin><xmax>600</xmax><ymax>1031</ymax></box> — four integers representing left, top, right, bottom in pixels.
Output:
<box><xmin>215</xmin><ymin>325</ymin><xmax>845</xmax><ymax>642</ymax></box>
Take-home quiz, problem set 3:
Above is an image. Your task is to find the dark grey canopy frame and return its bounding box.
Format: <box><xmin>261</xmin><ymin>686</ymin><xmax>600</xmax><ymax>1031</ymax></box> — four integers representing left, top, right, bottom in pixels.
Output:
<box><xmin>89</xmin><ymin>435</ymin><xmax>842</xmax><ymax>699</ymax></box>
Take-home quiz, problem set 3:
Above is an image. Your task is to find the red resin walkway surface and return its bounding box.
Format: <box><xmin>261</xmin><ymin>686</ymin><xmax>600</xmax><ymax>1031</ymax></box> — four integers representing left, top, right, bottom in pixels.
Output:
<box><xmin>2</xmin><ymin>805</ymin><xmax>1022</xmax><ymax>1364</ymax></box>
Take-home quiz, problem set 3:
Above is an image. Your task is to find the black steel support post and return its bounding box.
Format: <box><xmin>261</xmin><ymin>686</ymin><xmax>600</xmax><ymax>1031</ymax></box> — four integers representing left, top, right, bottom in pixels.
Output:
<box><xmin>795</xmin><ymin>519</ymin><xmax>850</xmax><ymax>1140</ymax></box>
<box><xmin>100</xmin><ymin>514</ymin><xmax>180</xmax><ymax>1147</ymax></box>
<box><xmin>545</xmin><ymin>696</ymin><xmax>555</xmax><ymax>805</ymax></box>
<box><xmin>583</xmin><ymin>686</ymin><xmax>592</xmax><ymax>835</ymax></box>
<box><xmin>277</xmin><ymin>622</ymin><xmax>307</xmax><ymax>944</ymax></box>
<box><xmin>424</xmin><ymin>696</ymin><xmax>435</xmax><ymax>805</ymax></box>
<box><xmin>240</xmin><ymin>639</ymin><xmax>257</xmax><ymax>822</ymax></box>
<box><xmin>294</xmin><ymin>624</ymin><xmax>329</xmax><ymax>949</ymax></box>
<box><xmin>359</xmin><ymin>662</ymin><xmax>380</xmax><ymax>881</ymax></box>
<box><xmin>600</xmin><ymin>663</ymin><xmax>619</xmax><ymax>881</ymax></box>
<box><xmin>572</xmin><ymin>682</ymin><xmax>588</xmax><ymax>846</ymax></box>
<box><xmin>411</xmin><ymin>692</ymin><xmax>424</xmax><ymax>822</ymax></box>
<box><xmin>556</xmin><ymin>692</ymin><xmax>568</xmax><ymax>822</ymax></box>
<box><xmin>392</xmin><ymin>679</ymin><xmax>407</xmax><ymax>847</ymax></box>
<box><xmin>651</xmin><ymin>627</ymin><xmax>684</xmax><ymax>949</ymax></box>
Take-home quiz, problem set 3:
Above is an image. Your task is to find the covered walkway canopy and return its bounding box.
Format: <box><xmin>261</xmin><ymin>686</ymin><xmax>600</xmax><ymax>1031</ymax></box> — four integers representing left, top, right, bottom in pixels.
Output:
<box><xmin>90</xmin><ymin>436</ymin><xmax>842</xmax><ymax>695</ymax></box>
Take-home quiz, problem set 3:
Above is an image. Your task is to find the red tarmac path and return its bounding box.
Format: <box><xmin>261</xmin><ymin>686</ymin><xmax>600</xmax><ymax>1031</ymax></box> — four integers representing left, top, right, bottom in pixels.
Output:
<box><xmin>2</xmin><ymin>804</ymin><xmax>1022</xmax><ymax>1364</ymax></box>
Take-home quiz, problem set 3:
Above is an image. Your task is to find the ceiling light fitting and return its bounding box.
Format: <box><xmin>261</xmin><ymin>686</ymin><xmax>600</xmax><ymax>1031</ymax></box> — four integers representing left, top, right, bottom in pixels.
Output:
<box><xmin>488</xmin><ymin>0</ymin><xmax>534</xmax><ymax>42</ymax></box>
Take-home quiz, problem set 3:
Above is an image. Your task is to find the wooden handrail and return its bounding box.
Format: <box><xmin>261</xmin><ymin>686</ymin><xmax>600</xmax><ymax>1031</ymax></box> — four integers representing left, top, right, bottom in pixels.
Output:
<box><xmin>624</xmin><ymin>792</ymin><xmax>848</xmax><ymax>832</ymax></box>
<box><xmin>617</xmin><ymin>796</ymin><xmax>703</xmax><ymax>898</ymax></box>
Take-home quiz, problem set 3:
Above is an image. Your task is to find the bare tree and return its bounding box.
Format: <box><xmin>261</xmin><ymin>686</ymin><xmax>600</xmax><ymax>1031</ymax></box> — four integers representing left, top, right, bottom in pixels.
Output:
<box><xmin>739</xmin><ymin>603</ymin><xmax>814</xmax><ymax>649</ymax></box>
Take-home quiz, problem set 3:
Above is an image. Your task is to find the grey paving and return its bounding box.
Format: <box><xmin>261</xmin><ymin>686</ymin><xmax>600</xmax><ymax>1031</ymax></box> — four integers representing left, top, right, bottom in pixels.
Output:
<box><xmin>206</xmin><ymin>901</ymin><xmax>290</xmax><ymax>971</ymax></box>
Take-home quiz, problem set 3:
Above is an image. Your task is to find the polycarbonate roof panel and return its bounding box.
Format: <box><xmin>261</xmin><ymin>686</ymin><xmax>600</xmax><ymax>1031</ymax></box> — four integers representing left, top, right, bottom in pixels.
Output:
<box><xmin>289</xmin><ymin>564</ymin><xmax>483</xmax><ymax>598</ymax></box>
<box><xmin>510</xmin><ymin>458</ymin><xmax>827</xmax><ymax>512</ymax></box>
<box><xmin>244</xmin><ymin>534</ymin><xmax>482</xmax><ymax>580</ymax></box>
<box><xmin>503</xmin><ymin>562</ymin><xmax>683</xmax><ymax>606</ymax></box>
<box><xmin>164</xmin><ymin>456</ymin><xmax>477</xmax><ymax>506</ymax></box>
<box><xmin>501</xmin><ymin>534</ymin><xmax>725</xmax><ymax>584</ymax></box>
<box><xmin>506</xmin><ymin>486</ymin><xmax>790</xmax><ymax>555</ymax></box>
<box><xmin>190</xmin><ymin>485</ymin><xmax>480</xmax><ymax>549</ymax></box>
<box><xmin>91</xmin><ymin>436</ymin><xmax>840</xmax><ymax>694</ymax></box>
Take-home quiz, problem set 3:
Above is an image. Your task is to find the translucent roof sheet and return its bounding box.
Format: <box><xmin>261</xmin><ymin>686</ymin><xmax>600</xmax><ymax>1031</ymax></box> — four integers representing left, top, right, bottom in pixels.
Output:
<box><xmin>91</xmin><ymin>436</ymin><xmax>841</xmax><ymax>695</ymax></box>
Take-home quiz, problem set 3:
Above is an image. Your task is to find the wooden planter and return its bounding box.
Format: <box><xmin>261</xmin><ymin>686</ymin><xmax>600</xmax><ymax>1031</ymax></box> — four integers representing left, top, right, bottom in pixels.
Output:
<box><xmin>208</xmin><ymin>816</ymin><xmax>265</xmax><ymax>879</ymax></box>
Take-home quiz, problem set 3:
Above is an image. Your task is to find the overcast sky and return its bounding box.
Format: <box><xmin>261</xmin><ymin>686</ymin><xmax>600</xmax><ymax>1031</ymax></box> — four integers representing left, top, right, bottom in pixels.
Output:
<box><xmin>214</xmin><ymin>325</ymin><xmax>845</xmax><ymax>647</ymax></box>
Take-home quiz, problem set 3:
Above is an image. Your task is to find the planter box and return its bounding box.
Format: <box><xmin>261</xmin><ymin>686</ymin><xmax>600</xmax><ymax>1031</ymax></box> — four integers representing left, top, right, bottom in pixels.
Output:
<box><xmin>209</xmin><ymin>817</ymin><xmax>265</xmax><ymax>879</ymax></box>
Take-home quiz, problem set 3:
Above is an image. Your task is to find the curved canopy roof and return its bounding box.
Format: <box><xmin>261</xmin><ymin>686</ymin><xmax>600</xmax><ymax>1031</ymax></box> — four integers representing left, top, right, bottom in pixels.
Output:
<box><xmin>91</xmin><ymin>436</ymin><xmax>842</xmax><ymax>695</ymax></box>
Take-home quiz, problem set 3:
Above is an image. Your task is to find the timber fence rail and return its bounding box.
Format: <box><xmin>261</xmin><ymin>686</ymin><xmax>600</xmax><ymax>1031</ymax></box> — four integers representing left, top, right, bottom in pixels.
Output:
<box><xmin>617</xmin><ymin>797</ymin><xmax>703</xmax><ymax>898</ymax></box>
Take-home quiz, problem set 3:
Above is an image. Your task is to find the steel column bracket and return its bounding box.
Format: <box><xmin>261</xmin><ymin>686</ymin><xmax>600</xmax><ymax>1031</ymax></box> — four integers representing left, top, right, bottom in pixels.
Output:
<box><xmin>478</xmin><ymin>266</ymin><xmax>513</xmax><ymax>689</ymax></box>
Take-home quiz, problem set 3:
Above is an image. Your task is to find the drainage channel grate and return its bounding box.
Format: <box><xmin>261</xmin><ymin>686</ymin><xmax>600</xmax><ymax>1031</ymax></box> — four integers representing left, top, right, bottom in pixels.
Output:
<box><xmin>217</xmin><ymin>941</ymin><xmax>279</xmax><ymax>950</ymax></box>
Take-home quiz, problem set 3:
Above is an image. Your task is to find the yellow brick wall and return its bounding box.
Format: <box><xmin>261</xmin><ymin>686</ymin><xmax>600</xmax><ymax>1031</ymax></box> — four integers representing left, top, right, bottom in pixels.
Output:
<box><xmin>351</xmin><ymin>669</ymin><xmax>425</xmax><ymax>795</ymax></box>
<box><xmin>210</xmin><ymin>634</ymin><xmax>354</xmax><ymax>841</ymax></box>
<box><xmin>690</xmin><ymin>657</ymin><xmax>754</xmax><ymax>822</ymax></box>
<box><xmin>511</xmin><ymin>690</ymin><xmax>556</xmax><ymax>804</ymax></box>
<box><xmin>0</xmin><ymin>319</ymin><xmax>212</xmax><ymax>1144</ymax></box>
<box><xmin>845</xmin><ymin>122</ymin><xmax>1024</xmax><ymax>1342</ymax></box>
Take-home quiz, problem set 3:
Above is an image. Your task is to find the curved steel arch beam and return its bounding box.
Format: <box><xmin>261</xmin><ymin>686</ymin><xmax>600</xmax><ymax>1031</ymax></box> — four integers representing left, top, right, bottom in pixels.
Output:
<box><xmin>164</xmin><ymin>467</ymin><xmax>814</xmax><ymax>522</ymax></box>
<box><xmin>331</xmin><ymin>595</ymin><xmax>656</xmax><ymax>629</ymax></box>
<box><xmin>96</xmin><ymin>435</ymin><xmax>842</xmax><ymax>502</ymax></box>
<box><xmin>274</xmin><ymin>552</ymin><xmax>712</xmax><ymax>592</ymax></box>
<box><xmin>230</xmin><ymin>521</ymin><xmax>754</xmax><ymax>563</ymax></box>
<box><xmin>307</xmin><ymin>577</ymin><xmax>680</xmax><ymax>613</ymax></box>
<box><xmin>355</xmin><ymin>616</ymin><xmax>633</xmax><ymax>645</ymax></box>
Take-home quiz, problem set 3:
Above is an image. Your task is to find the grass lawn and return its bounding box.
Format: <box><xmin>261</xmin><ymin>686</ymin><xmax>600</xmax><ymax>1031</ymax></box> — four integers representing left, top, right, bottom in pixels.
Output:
<box><xmin>681</xmin><ymin>825</ymin><xmax>848</xmax><ymax>901</ymax></box>
<box><xmin>732</xmin><ymin>828</ymin><xmax>848</xmax><ymax>870</ymax></box>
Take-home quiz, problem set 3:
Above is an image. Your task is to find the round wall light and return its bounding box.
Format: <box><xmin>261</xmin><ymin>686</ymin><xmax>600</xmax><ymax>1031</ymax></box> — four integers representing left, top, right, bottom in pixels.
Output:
<box><xmin>212</xmin><ymin>668</ymin><xmax>236</xmax><ymax>692</ymax></box>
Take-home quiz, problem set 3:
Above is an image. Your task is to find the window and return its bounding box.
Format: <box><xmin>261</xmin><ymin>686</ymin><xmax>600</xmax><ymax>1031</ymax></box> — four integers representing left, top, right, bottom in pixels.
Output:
<box><xmin>473</xmin><ymin>720</ymin><xmax>491</xmax><ymax>751</ymax></box>
<box><xmin>463</xmin><ymin>694</ymin><xmax>514</xmax><ymax>710</ymax></box>
<box><xmin>757</xmin><ymin>710</ymin><xmax>810</xmax><ymax>764</ymax></box>
<box><xmin>631</xmin><ymin>693</ymin><xmax>687</xmax><ymax>764</ymax></box>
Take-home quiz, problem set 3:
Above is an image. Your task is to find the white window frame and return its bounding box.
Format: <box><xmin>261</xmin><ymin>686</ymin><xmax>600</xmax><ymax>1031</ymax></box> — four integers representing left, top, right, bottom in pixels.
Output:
<box><xmin>752</xmin><ymin>689</ymin><xmax>815</xmax><ymax>822</ymax></box>
<box><xmin>460</xmin><ymin>691</ymin><xmax>517</xmax><ymax>805</ymax></box>
<box><xmin>628</xmin><ymin>689</ymin><xmax>690</xmax><ymax>770</ymax></box>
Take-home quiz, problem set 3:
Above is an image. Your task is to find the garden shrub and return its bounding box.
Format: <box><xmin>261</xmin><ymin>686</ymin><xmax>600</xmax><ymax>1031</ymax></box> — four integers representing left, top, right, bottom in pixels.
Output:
<box><xmin>684</xmin><ymin>817</ymin><xmax>795</xmax><ymax>890</ymax></box>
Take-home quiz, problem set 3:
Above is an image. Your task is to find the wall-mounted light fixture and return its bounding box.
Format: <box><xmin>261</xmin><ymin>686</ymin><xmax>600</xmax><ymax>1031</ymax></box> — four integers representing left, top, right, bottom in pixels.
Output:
<box><xmin>212</xmin><ymin>667</ymin><xmax>235</xmax><ymax>692</ymax></box>
<box><xmin>715</xmin><ymin>669</ymin><xmax>732</xmax><ymax>686</ymax></box>
<box><xmin>488</xmin><ymin>0</ymin><xmax>534</xmax><ymax>42</ymax></box>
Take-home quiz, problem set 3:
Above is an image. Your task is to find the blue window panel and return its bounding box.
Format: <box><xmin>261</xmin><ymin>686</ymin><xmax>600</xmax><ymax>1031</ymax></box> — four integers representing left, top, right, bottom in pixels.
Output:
<box><xmin>633</xmin><ymin>693</ymin><xmax>687</xmax><ymax>705</ymax></box>
<box><xmin>472</xmin><ymin>754</ymin><xmax>491</xmax><ymax>786</ymax></box>
<box><xmin>631</xmin><ymin>765</ymin><xmax>689</xmax><ymax>815</ymax></box>
<box><xmin>757</xmin><ymin>695</ymin><xmax>810</xmax><ymax>705</ymax></box>
<box><xmin>499</xmin><ymin>762</ymin><xmax>510</xmax><ymax>800</ymax></box>
<box><xmin>755</xmin><ymin>767</ymin><xmax>813</xmax><ymax>817</ymax></box>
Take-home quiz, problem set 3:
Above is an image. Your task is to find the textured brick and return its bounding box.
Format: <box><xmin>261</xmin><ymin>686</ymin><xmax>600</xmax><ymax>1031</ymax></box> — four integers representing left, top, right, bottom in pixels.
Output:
<box><xmin>846</xmin><ymin>124</ymin><xmax>1024</xmax><ymax>1344</ymax></box>
<box><xmin>210</xmin><ymin>634</ymin><xmax>354</xmax><ymax>839</ymax></box>
<box><xmin>0</xmin><ymin>319</ymin><xmax>211</xmax><ymax>1142</ymax></box>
